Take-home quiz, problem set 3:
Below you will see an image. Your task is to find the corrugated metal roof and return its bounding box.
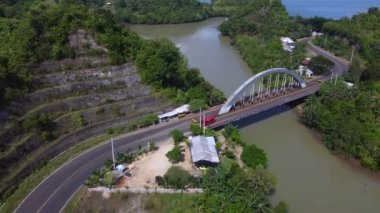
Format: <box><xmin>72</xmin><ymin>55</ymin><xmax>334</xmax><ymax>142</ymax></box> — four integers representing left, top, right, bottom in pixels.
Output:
<box><xmin>190</xmin><ymin>136</ymin><xmax>219</xmax><ymax>163</ymax></box>
<box><xmin>158</xmin><ymin>104</ymin><xmax>190</xmax><ymax>119</ymax></box>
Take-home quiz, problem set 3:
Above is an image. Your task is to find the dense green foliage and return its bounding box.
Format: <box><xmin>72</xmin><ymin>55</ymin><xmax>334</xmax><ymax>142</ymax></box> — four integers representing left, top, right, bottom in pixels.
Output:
<box><xmin>128</xmin><ymin>114</ymin><xmax>159</xmax><ymax>130</ymax></box>
<box><xmin>303</xmin><ymin>82</ymin><xmax>380</xmax><ymax>170</ymax></box>
<box><xmin>217</xmin><ymin>0</ymin><xmax>308</xmax><ymax>74</ymax></box>
<box><xmin>198</xmin><ymin>160</ymin><xmax>277</xmax><ymax>212</ymax></box>
<box><xmin>315</xmin><ymin>8</ymin><xmax>380</xmax><ymax>82</ymax></box>
<box><xmin>0</xmin><ymin>2</ymin><xmax>129</xmax><ymax>105</ymax></box>
<box><xmin>166</xmin><ymin>145</ymin><xmax>184</xmax><ymax>163</ymax></box>
<box><xmin>114</xmin><ymin>0</ymin><xmax>212</xmax><ymax>24</ymax></box>
<box><xmin>304</xmin><ymin>8</ymin><xmax>380</xmax><ymax>171</ymax></box>
<box><xmin>241</xmin><ymin>144</ymin><xmax>268</xmax><ymax>169</ymax></box>
<box><xmin>223</xmin><ymin>125</ymin><xmax>243</xmax><ymax>144</ymax></box>
<box><xmin>170</xmin><ymin>129</ymin><xmax>184</xmax><ymax>144</ymax></box>
<box><xmin>135</xmin><ymin>38</ymin><xmax>225</xmax><ymax>105</ymax></box>
<box><xmin>0</xmin><ymin>0</ymin><xmax>226</xmax><ymax>203</ymax></box>
<box><xmin>308</xmin><ymin>55</ymin><xmax>334</xmax><ymax>75</ymax></box>
<box><xmin>0</xmin><ymin>1</ymin><xmax>225</xmax><ymax>107</ymax></box>
<box><xmin>190</xmin><ymin>122</ymin><xmax>203</xmax><ymax>136</ymax></box>
<box><xmin>189</xmin><ymin>99</ymin><xmax>208</xmax><ymax>112</ymax></box>
<box><xmin>163</xmin><ymin>166</ymin><xmax>192</xmax><ymax>189</ymax></box>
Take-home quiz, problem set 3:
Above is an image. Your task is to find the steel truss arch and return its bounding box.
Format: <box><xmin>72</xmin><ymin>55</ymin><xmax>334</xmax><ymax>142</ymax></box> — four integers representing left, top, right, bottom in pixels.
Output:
<box><xmin>219</xmin><ymin>68</ymin><xmax>306</xmax><ymax>115</ymax></box>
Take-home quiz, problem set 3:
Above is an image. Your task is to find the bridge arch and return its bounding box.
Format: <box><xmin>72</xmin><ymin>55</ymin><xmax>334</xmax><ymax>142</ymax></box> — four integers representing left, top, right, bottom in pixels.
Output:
<box><xmin>219</xmin><ymin>68</ymin><xmax>306</xmax><ymax>115</ymax></box>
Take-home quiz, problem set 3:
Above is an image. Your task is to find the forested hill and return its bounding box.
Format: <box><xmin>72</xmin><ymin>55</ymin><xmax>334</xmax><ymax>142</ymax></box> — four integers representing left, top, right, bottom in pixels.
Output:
<box><xmin>303</xmin><ymin>8</ymin><xmax>380</xmax><ymax>171</ymax></box>
<box><xmin>315</xmin><ymin>7</ymin><xmax>380</xmax><ymax>82</ymax></box>
<box><xmin>114</xmin><ymin>0</ymin><xmax>212</xmax><ymax>24</ymax></box>
<box><xmin>0</xmin><ymin>0</ymin><xmax>225</xmax><ymax>203</ymax></box>
<box><xmin>216</xmin><ymin>0</ymin><xmax>310</xmax><ymax>73</ymax></box>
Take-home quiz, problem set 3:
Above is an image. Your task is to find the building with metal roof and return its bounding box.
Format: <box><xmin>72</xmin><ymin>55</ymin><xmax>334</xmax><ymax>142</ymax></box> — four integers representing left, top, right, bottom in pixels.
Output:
<box><xmin>190</xmin><ymin>136</ymin><xmax>219</xmax><ymax>167</ymax></box>
<box><xmin>158</xmin><ymin>104</ymin><xmax>190</xmax><ymax>122</ymax></box>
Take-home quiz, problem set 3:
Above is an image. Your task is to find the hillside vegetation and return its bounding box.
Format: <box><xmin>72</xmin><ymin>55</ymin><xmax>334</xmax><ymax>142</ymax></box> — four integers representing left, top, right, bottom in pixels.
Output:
<box><xmin>216</xmin><ymin>0</ymin><xmax>309</xmax><ymax>74</ymax></box>
<box><xmin>0</xmin><ymin>0</ymin><xmax>224</xmax><ymax>204</ymax></box>
<box><xmin>114</xmin><ymin>0</ymin><xmax>213</xmax><ymax>24</ymax></box>
<box><xmin>304</xmin><ymin>8</ymin><xmax>380</xmax><ymax>171</ymax></box>
<box><xmin>313</xmin><ymin>7</ymin><xmax>380</xmax><ymax>82</ymax></box>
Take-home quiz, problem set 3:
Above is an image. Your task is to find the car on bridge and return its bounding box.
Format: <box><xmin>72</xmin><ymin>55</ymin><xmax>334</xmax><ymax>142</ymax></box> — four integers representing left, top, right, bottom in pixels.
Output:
<box><xmin>205</xmin><ymin>116</ymin><xmax>216</xmax><ymax>126</ymax></box>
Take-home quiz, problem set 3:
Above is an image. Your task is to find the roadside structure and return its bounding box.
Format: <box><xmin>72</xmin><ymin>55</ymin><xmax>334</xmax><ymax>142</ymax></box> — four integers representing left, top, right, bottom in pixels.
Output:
<box><xmin>280</xmin><ymin>37</ymin><xmax>295</xmax><ymax>52</ymax></box>
<box><xmin>296</xmin><ymin>65</ymin><xmax>314</xmax><ymax>78</ymax></box>
<box><xmin>190</xmin><ymin>136</ymin><xmax>219</xmax><ymax>167</ymax></box>
<box><xmin>158</xmin><ymin>104</ymin><xmax>190</xmax><ymax>122</ymax></box>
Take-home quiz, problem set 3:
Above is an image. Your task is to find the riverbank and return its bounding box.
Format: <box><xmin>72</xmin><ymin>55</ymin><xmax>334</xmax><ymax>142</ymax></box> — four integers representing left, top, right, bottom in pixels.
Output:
<box><xmin>295</xmin><ymin>103</ymin><xmax>380</xmax><ymax>182</ymax></box>
<box><xmin>130</xmin><ymin>17</ymin><xmax>380</xmax><ymax>212</ymax></box>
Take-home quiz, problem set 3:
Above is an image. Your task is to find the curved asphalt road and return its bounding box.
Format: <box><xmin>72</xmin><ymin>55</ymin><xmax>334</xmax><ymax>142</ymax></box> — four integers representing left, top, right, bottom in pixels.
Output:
<box><xmin>13</xmin><ymin>38</ymin><xmax>349</xmax><ymax>213</ymax></box>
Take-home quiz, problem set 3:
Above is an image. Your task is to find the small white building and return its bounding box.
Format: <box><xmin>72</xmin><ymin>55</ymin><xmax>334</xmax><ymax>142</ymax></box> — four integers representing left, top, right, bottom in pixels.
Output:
<box><xmin>296</xmin><ymin>65</ymin><xmax>313</xmax><ymax>78</ymax></box>
<box><xmin>312</xmin><ymin>31</ymin><xmax>324</xmax><ymax>37</ymax></box>
<box><xmin>190</xmin><ymin>136</ymin><xmax>219</xmax><ymax>167</ymax></box>
<box><xmin>344</xmin><ymin>81</ymin><xmax>354</xmax><ymax>88</ymax></box>
<box><xmin>280</xmin><ymin>37</ymin><xmax>295</xmax><ymax>52</ymax></box>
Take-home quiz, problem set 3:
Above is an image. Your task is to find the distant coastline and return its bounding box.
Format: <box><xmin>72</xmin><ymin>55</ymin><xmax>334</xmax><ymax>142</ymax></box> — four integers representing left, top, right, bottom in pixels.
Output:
<box><xmin>282</xmin><ymin>0</ymin><xmax>380</xmax><ymax>19</ymax></box>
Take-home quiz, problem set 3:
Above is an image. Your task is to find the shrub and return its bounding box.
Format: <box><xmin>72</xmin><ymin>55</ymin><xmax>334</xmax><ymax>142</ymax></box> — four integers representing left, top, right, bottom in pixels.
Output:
<box><xmin>148</xmin><ymin>142</ymin><xmax>158</xmax><ymax>151</ymax></box>
<box><xmin>215</xmin><ymin>141</ymin><xmax>222</xmax><ymax>151</ymax></box>
<box><xmin>274</xmin><ymin>201</ymin><xmax>289</xmax><ymax>213</ymax></box>
<box><xmin>155</xmin><ymin>176</ymin><xmax>165</xmax><ymax>187</ymax></box>
<box><xmin>103</xmin><ymin>171</ymin><xmax>115</xmax><ymax>188</ymax></box>
<box><xmin>223</xmin><ymin>125</ymin><xmax>243</xmax><ymax>144</ymax></box>
<box><xmin>116</xmin><ymin>153</ymin><xmax>134</xmax><ymax>164</ymax></box>
<box><xmin>166</xmin><ymin>146</ymin><xmax>184</xmax><ymax>163</ymax></box>
<box><xmin>164</xmin><ymin>166</ymin><xmax>192</xmax><ymax>189</ymax></box>
<box><xmin>96</xmin><ymin>107</ymin><xmax>105</xmax><ymax>114</ymax></box>
<box><xmin>106</xmin><ymin>127</ymin><xmax>115</xmax><ymax>135</ymax></box>
<box><xmin>224</xmin><ymin>150</ymin><xmax>235</xmax><ymax>159</ymax></box>
<box><xmin>171</xmin><ymin>129</ymin><xmax>184</xmax><ymax>144</ymax></box>
<box><xmin>110</xmin><ymin>105</ymin><xmax>125</xmax><ymax>117</ymax></box>
<box><xmin>189</xmin><ymin>99</ymin><xmax>208</xmax><ymax>112</ymax></box>
<box><xmin>241</xmin><ymin>144</ymin><xmax>268</xmax><ymax>169</ymax></box>
<box><xmin>190</xmin><ymin>122</ymin><xmax>202</xmax><ymax>136</ymax></box>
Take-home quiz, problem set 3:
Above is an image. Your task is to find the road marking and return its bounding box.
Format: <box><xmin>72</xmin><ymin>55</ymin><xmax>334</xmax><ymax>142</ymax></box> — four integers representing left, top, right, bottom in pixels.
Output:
<box><xmin>35</xmin><ymin>122</ymin><xmax>188</xmax><ymax>213</ymax></box>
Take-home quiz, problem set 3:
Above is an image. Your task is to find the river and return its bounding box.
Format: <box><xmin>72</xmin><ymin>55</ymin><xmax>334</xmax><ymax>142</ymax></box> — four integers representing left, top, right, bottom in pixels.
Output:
<box><xmin>129</xmin><ymin>18</ymin><xmax>380</xmax><ymax>212</ymax></box>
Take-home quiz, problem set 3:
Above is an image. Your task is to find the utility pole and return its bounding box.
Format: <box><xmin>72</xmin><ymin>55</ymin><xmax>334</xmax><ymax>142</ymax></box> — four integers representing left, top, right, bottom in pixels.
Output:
<box><xmin>199</xmin><ymin>108</ymin><xmax>202</xmax><ymax>129</ymax></box>
<box><xmin>350</xmin><ymin>46</ymin><xmax>355</xmax><ymax>63</ymax></box>
<box><xmin>334</xmin><ymin>74</ymin><xmax>338</xmax><ymax>86</ymax></box>
<box><xmin>323</xmin><ymin>34</ymin><xmax>328</xmax><ymax>47</ymax></box>
<box><xmin>330</xmin><ymin>72</ymin><xmax>333</xmax><ymax>82</ymax></box>
<box><xmin>203</xmin><ymin>110</ymin><xmax>206</xmax><ymax>135</ymax></box>
<box><xmin>111</xmin><ymin>138</ymin><xmax>115</xmax><ymax>170</ymax></box>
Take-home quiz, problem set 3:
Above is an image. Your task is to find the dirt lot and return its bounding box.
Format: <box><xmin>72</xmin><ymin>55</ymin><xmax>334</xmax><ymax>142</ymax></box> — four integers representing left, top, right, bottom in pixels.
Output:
<box><xmin>125</xmin><ymin>138</ymin><xmax>198</xmax><ymax>188</ymax></box>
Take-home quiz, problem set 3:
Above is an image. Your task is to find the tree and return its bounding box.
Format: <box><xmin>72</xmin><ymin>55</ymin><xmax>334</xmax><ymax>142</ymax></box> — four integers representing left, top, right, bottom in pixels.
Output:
<box><xmin>164</xmin><ymin>166</ymin><xmax>192</xmax><ymax>189</ymax></box>
<box><xmin>103</xmin><ymin>171</ymin><xmax>115</xmax><ymax>188</ymax></box>
<box><xmin>223</xmin><ymin>125</ymin><xmax>243</xmax><ymax>144</ymax></box>
<box><xmin>148</xmin><ymin>142</ymin><xmax>158</xmax><ymax>151</ymax></box>
<box><xmin>241</xmin><ymin>144</ymin><xmax>268</xmax><ymax>169</ymax></box>
<box><xmin>189</xmin><ymin>99</ymin><xmax>208</xmax><ymax>112</ymax></box>
<box><xmin>274</xmin><ymin>201</ymin><xmax>289</xmax><ymax>213</ymax></box>
<box><xmin>166</xmin><ymin>145</ymin><xmax>184</xmax><ymax>163</ymax></box>
<box><xmin>190</xmin><ymin>122</ymin><xmax>202</xmax><ymax>136</ymax></box>
<box><xmin>170</xmin><ymin>129</ymin><xmax>184</xmax><ymax>144</ymax></box>
<box><xmin>308</xmin><ymin>55</ymin><xmax>334</xmax><ymax>75</ymax></box>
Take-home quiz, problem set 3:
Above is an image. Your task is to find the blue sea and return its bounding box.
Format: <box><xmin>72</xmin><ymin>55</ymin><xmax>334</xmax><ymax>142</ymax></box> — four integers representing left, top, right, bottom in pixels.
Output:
<box><xmin>282</xmin><ymin>0</ymin><xmax>380</xmax><ymax>19</ymax></box>
<box><xmin>199</xmin><ymin>0</ymin><xmax>380</xmax><ymax>19</ymax></box>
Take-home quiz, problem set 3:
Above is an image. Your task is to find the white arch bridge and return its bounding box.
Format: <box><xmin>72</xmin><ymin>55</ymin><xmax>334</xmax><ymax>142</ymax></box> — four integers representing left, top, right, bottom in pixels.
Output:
<box><xmin>219</xmin><ymin>68</ymin><xmax>307</xmax><ymax>115</ymax></box>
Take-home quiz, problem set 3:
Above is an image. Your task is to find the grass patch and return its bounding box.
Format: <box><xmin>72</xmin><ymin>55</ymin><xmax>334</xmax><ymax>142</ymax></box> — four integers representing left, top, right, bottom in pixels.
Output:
<box><xmin>63</xmin><ymin>189</ymin><xmax>198</xmax><ymax>213</ymax></box>
<box><xmin>143</xmin><ymin>193</ymin><xmax>197</xmax><ymax>213</ymax></box>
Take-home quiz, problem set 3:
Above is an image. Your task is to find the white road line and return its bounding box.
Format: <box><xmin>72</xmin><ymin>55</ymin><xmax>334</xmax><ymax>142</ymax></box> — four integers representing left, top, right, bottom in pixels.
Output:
<box><xmin>14</xmin><ymin>119</ymin><xmax>188</xmax><ymax>213</ymax></box>
<box><xmin>38</xmin><ymin>122</ymin><xmax>188</xmax><ymax>213</ymax></box>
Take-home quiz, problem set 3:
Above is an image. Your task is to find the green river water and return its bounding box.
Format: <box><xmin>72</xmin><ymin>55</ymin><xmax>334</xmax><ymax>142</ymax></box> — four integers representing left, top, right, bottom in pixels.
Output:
<box><xmin>130</xmin><ymin>17</ymin><xmax>380</xmax><ymax>213</ymax></box>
